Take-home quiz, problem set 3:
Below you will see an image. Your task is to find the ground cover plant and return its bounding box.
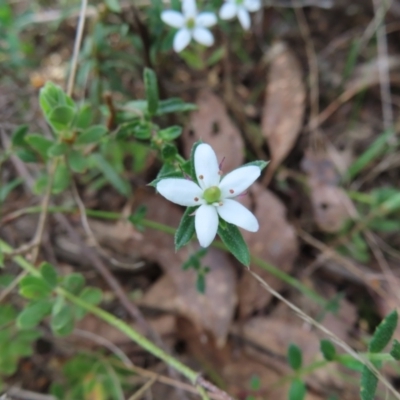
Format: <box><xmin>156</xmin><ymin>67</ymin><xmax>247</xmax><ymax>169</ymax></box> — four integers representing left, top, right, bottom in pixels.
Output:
<box><xmin>1</xmin><ymin>0</ymin><xmax>400</xmax><ymax>399</ymax></box>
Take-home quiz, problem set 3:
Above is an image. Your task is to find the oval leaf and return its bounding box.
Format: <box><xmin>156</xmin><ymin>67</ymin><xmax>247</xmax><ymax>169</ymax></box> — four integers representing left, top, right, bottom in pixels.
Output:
<box><xmin>369</xmin><ymin>310</ymin><xmax>398</xmax><ymax>353</ymax></box>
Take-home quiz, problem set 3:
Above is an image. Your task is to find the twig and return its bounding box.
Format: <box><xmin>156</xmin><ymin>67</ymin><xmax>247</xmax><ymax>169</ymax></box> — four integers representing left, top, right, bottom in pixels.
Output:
<box><xmin>128</xmin><ymin>376</ymin><xmax>158</xmax><ymax>400</ymax></box>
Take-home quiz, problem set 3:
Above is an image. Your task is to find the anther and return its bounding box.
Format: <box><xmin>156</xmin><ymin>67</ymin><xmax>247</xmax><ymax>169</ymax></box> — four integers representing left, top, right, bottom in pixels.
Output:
<box><xmin>199</xmin><ymin>175</ymin><xmax>204</xmax><ymax>179</ymax></box>
<box><xmin>219</xmin><ymin>202</ymin><xmax>223</xmax><ymax>206</ymax></box>
<box><xmin>194</xmin><ymin>197</ymin><xmax>199</xmax><ymax>201</ymax></box>
<box><xmin>229</xmin><ymin>189</ymin><xmax>234</xmax><ymax>194</ymax></box>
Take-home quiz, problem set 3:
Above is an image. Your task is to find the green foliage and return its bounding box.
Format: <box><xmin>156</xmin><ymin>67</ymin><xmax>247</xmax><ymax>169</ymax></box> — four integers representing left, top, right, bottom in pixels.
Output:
<box><xmin>218</xmin><ymin>223</ymin><xmax>250</xmax><ymax>266</ymax></box>
<box><xmin>320</xmin><ymin>339</ymin><xmax>336</xmax><ymax>361</ymax></box>
<box><xmin>61</xmin><ymin>273</ymin><xmax>85</xmax><ymax>294</ymax></box>
<box><xmin>144</xmin><ymin>68</ymin><xmax>159</xmax><ymax>116</ymax></box>
<box><xmin>175</xmin><ymin>206</ymin><xmax>197</xmax><ymax>250</ymax></box>
<box><xmin>287</xmin><ymin>344</ymin><xmax>303</xmax><ymax>371</ymax></box>
<box><xmin>19</xmin><ymin>275</ymin><xmax>53</xmax><ymax>299</ymax></box>
<box><xmin>17</xmin><ymin>299</ymin><xmax>52</xmax><ymax>329</ymax></box>
<box><xmin>288</xmin><ymin>379</ymin><xmax>306</xmax><ymax>400</ymax></box>
<box><xmin>182</xmin><ymin>248</ymin><xmax>210</xmax><ymax>293</ymax></box>
<box><xmin>40</xmin><ymin>262</ymin><xmax>58</xmax><ymax>288</ymax></box>
<box><xmin>76</xmin><ymin>125</ymin><xmax>108</xmax><ymax>145</ymax></box>
<box><xmin>158</xmin><ymin>126</ymin><xmax>183</xmax><ymax>141</ymax></box>
<box><xmin>390</xmin><ymin>339</ymin><xmax>400</xmax><ymax>360</ymax></box>
<box><xmin>128</xmin><ymin>205</ymin><xmax>147</xmax><ymax>231</ymax></box>
<box><xmin>360</xmin><ymin>365</ymin><xmax>378</xmax><ymax>400</ymax></box>
<box><xmin>368</xmin><ymin>310</ymin><xmax>398</xmax><ymax>353</ymax></box>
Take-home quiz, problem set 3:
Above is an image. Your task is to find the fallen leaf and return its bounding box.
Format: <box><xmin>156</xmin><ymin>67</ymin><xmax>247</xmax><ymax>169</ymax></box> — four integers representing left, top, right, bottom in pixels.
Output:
<box><xmin>237</xmin><ymin>183</ymin><xmax>298</xmax><ymax>318</ymax></box>
<box><xmin>262</xmin><ymin>42</ymin><xmax>306</xmax><ymax>183</ymax></box>
<box><xmin>182</xmin><ymin>90</ymin><xmax>245</xmax><ymax>172</ymax></box>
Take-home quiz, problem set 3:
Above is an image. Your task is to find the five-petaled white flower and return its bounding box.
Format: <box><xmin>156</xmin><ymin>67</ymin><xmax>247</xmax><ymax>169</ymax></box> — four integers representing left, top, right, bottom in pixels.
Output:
<box><xmin>219</xmin><ymin>0</ymin><xmax>261</xmax><ymax>30</ymax></box>
<box><xmin>161</xmin><ymin>0</ymin><xmax>217</xmax><ymax>52</ymax></box>
<box><xmin>156</xmin><ymin>143</ymin><xmax>260</xmax><ymax>248</ymax></box>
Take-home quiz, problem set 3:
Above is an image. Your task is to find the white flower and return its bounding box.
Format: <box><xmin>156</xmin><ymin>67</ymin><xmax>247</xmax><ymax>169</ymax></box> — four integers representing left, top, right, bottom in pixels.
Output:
<box><xmin>219</xmin><ymin>0</ymin><xmax>261</xmax><ymax>30</ymax></box>
<box><xmin>161</xmin><ymin>0</ymin><xmax>217</xmax><ymax>52</ymax></box>
<box><xmin>156</xmin><ymin>143</ymin><xmax>260</xmax><ymax>247</ymax></box>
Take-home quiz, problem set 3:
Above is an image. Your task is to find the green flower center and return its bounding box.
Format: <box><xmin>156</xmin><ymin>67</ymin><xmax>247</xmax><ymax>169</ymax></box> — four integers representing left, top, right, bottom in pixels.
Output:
<box><xmin>203</xmin><ymin>186</ymin><xmax>221</xmax><ymax>204</ymax></box>
<box><xmin>186</xmin><ymin>17</ymin><xmax>195</xmax><ymax>29</ymax></box>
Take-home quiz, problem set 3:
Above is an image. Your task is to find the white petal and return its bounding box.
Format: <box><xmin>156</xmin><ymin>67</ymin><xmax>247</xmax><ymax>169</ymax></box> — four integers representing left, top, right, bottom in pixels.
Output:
<box><xmin>219</xmin><ymin>3</ymin><xmax>237</xmax><ymax>20</ymax></box>
<box><xmin>173</xmin><ymin>28</ymin><xmax>192</xmax><ymax>52</ymax></box>
<box><xmin>182</xmin><ymin>0</ymin><xmax>197</xmax><ymax>18</ymax></box>
<box><xmin>161</xmin><ymin>10</ymin><xmax>185</xmax><ymax>28</ymax></box>
<box><xmin>194</xmin><ymin>143</ymin><xmax>220</xmax><ymax>189</ymax></box>
<box><xmin>156</xmin><ymin>178</ymin><xmax>203</xmax><ymax>206</ymax></box>
<box><xmin>196</xmin><ymin>12</ymin><xmax>217</xmax><ymax>27</ymax></box>
<box><xmin>244</xmin><ymin>0</ymin><xmax>261</xmax><ymax>12</ymax></box>
<box><xmin>218</xmin><ymin>199</ymin><xmax>259</xmax><ymax>232</ymax></box>
<box><xmin>195</xmin><ymin>205</ymin><xmax>219</xmax><ymax>247</ymax></box>
<box><xmin>219</xmin><ymin>165</ymin><xmax>260</xmax><ymax>198</ymax></box>
<box><xmin>193</xmin><ymin>27</ymin><xmax>214</xmax><ymax>47</ymax></box>
<box><xmin>237</xmin><ymin>7</ymin><xmax>251</xmax><ymax>29</ymax></box>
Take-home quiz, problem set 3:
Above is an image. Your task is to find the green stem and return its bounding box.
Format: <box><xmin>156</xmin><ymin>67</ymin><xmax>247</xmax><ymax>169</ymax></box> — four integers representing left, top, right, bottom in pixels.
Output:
<box><xmin>0</xmin><ymin>239</ymin><xmax>199</xmax><ymax>385</ymax></box>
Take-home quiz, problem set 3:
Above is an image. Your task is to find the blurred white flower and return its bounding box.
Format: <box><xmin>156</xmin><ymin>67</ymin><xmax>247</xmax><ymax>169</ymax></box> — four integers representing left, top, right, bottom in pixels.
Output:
<box><xmin>156</xmin><ymin>143</ymin><xmax>260</xmax><ymax>247</ymax></box>
<box><xmin>161</xmin><ymin>0</ymin><xmax>217</xmax><ymax>52</ymax></box>
<box><xmin>219</xmin><ymin>0</ymin><xmax>261</xmax><ymax>30</ymax></box>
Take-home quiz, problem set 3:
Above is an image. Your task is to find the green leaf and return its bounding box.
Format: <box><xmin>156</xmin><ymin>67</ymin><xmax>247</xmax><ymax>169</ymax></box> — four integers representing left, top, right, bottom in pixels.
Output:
<box><xmin>320</xmin><ymin>339</ymin><xmax>336</xmax><ymax>361</ymax></box>
<box><xmin>47</xmin><ymin>142</ymin><xmax>69</xmax><ymax>157</ymax></box>
<box><xmin>156</xmin><ymin>98</ymin><xmax>197</xmax><ymax>115</ymax></box>
<box><xmin>91</xmin><ymin>153</ymin><xmax>131</xmax><ymax>197</ymax></box>
<box><xmin>390</xmin><ymin>339</ymin><xmax>400</xmax><ymax>360</ymax></box>
<box><xmin>369</xmin><ymin>310</ymin><xmax>398</xmax><ymax>353</ymax></box>
<box><xmin>17</xmin><ymin>299</ymin><xmax>52</xmax><ymax>329</ymax></box>
<box><xmin>48</xmin><ymin>105</ymin><xmax>76</xmax><ymax>132</ymax></box>
<box><xmin>217</xmin><ymin>223</ymin><xmax>250</xmax><ymax>266</ymax></box>
<box><xmin>288</xmin><ymin>379</ymin><xmax>306</xmax><ymax>400</ymax></box>
<box><xmin>0</xmin><ymin>178</ymin><xmax>23</xmax><ymax>203</ymax></box>
<box><xmin>360</xmin><ymin>366</ymin><xmax>378</xmax><ymax>400</ymax></box>
<box><xmin>105</xmin><ymin>0</ymin><xmax>121</xmax><ymax>12</ymax></box>
<box><xmin>288</xmin><ymin>344</ymin><xmax>303</xmax><ymax>370</ymax></box>
<box><xmin>25</xmin><ymin>134</ymin><xmax>53</xmax><ymax>160</ymax></box>
<box><xmin>52</xmin><ymin>162</ymin><xmax>71</xmax><ymax>194</ymax></box>
<box><xmin>75</xmin><ymin>104</ymin><xmax>93</xmax><ymax>130</ymax></box>
<box><xmin>158</xmin><ymin>126</ymin><xmax>182</xmax><ymax>141</ymax></box>
<box><xmin>175</xmin><ymin>206</ymin><xmax>196</xmax><ymax>251</ymax></box>
<box><xmin>338</xmin><ymin>357</ymin><xmax>364</xmax><ymax>372</ymax></box>
<box><xmin>16</xmin><ymin>148</ymin><xmax>38</xmax><ymax>163</ymax></box>
<box><xmin>132</xmin><ymin>123</ymin><xmax>152</xmax><ymax>140</ymax></box>
<box><xmin>19</xmin><ymin>276</ymin><xmax>52</xmax><ymax>299</ymax></box>
<box><xmin>62</xmin><ymin>273</ymin><xmax>85</xmax><ymax>294</ymax></box>
<box><xmin>75</xmin><ymin>287</ymin><xmax>103</xmax><ymax>319</ymax></box>
<box><xmin>161</xmin><ymin>143</ymin><xmax>178</xmax><ymax>161</ymax></box>
<box><xmin>68</xmin><ymin>149</ymin><xmax>87</xmax><ymax>173</ymax></box>
<box><xmin>39</xmin><ymin>82</ymin><xmax>75</xmax><ymax>118</ymax></box>
<box><xmin>242</xmin><ymin>160</ymin><xmax>269</xmax><ymax>172</ymax></box>
<box><xmin>144</xmin><ymin>68</ymin><xmax>159</xmax><ymax>116</ymax></box>
<box><xmin>51</xmin><ymin>302</ymin><xmax>74</xmax><ymax>336</ymax></box>
<box><xmin>76</xmin><ymin>125</ymin><xmax>108</xmax><ymax>145</ymax></box>
<box><xmin>40</xmin><ymin>262</ymin><xmax>58</xmax><ymax>288</ymax></box>
<box><xmin>11</xmin><ymin>125</ymin><xmax>29</xmax><ymax>146</ymax></box>
<box><xmin>0</xmin><ymin>251</ymin><xmax>3</xmax><ymax>268</ymax></box>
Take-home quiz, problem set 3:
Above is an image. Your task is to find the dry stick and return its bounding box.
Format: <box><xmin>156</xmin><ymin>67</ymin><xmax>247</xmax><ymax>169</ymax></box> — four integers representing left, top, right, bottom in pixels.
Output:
<box><xmin>248</xmin><ymin>269</ymin><xmax>400</xmax><ymax>400</ymax></box>
<box><xmin>372</xmin><ymin>0</ymin><xmax>394</xmax><ymax>134</ymax></box>
<box><xmin>127</xmin><ymin>375</ymin><xmax>158</xmax><ymax>400</ymax></box>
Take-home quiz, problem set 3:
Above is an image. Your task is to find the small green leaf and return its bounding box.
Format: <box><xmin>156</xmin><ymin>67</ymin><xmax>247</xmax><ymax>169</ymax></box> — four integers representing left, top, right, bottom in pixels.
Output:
<box><xmin>158</xmin><ymin>126</ymin><xmax>182</xmax><ymax>141</ymax></box>
<box><xmin>75</xmin><ymin>104</ymin><xmax>93</xmax><ymax>130</ymax></box>
<box><xmin>48</xmin><ymin>105</ymin><xmax>76</xmax><ymax>133</ymax></box>
<box><xmin>0</xmin><ymin>178</ymin><xmax>23</xmax><ymax>203</ymax></box>
<box><xmin>40</xmin><ymin>262</ymin><xmax>58</xmax><ymax>288</ymax></box>
<box><xmin>19</xmin><ymin>276</ymin><xmax>52</xmax><ymax>299</ymax></box>
<box><xmin>75</xmin><ymin>287</ymin><xmax>103</xmax><ymax>319</ymax></box>
<box><xmin>133</xmin><ymin>123</ymin><xmax>152</xmax><ymax>140</ymax></box>
<box><xmin>52</xmin><ymin>162</ymin><xmax>71</xmax><ymax>194</ymax></box>
<box><xmin>144</xmin><ymin>68</ymin><xmax>159</xmax><ymax>116</ymax></box>
<box><xmin>320</xmin><ymin>339</ymin><xmax>336</xmax><ymax>361</ymax></box>
<box><xmin>51</xmin><ymin>302</ymin><xmax>74</xmax><ymax>336</ymax></box>
<box><xmin>76</xmin><ymin>125</ymin><xmax>108</xmax><ymax>145</ymax></box>
<box><xmin>47</xmin><ymin>142</ymin><xmax>69</xmax><ymax>157</ymax></box>
<box><xmin>11</xmin><ymin>125</ymin><xmax>29</xmax><ymax>146</ymax></box>
<box><xmin>242</xmin><ymin>160</ymin><xmax>269</xmax><ymax>172</ymax></box>
<box><xmin>175</xmin><ymin>206</ymin><xmax>196</xmax><ymax>251</ymax></box>
<box><xmin>156</xmin><ymin>98</ymin><xmax>197</xmax><ymax>115</ymax></box>
<box><xmin>39</xmin><ymin>82</ymin><xmax>75</xmax><ymax>118</ymax></box>
<box><xmin>288</xmin><ymin>344</ymin><xmax>303</xmax><ymax>370</ymax></box>
<box><xmin>360</xmin><ymin>366</ymin><xmax>378</xmax><ymax>400</ymax></box>
<box><xmin>369</xmin><ymin>310</ymin><xmax>398</xmax><ymax>353</ymax></box>
<box><xmin>217</xmin><ymin>223</ymin><xmax>250</xmax><ymax>266</ymax></box>
<box><xmin>288</xmin><ymin>379</ymin><xmax>306</xmax><ymax>400</ymax></box>
<box><xmin>62</xmin><ymin>273</ymin><xmax>85</xmax><ymax>294</ymax></box>
<box><xmin>390</xmin><ymin>339</ymin><xmax>400</xmax><ymax>360</ymax></box>
<box><xmin>104</xmin><ymin>0</ymin><xmax>121</xmax><ymax>12</ymax></box>
<box><xmin>338</xmin><ymin>357</ymin><xmax>364</xmax><ymax>372</ymax></box>
<box><xmin>17</xmin><ymin>299</ymin><xmax>52</xmax><ymax>329</ymax></box>
<box><xmin>16</xmin><ymin>148</ymin><xmax>38</xmax><ymax>163</ymax></box>
<box><xmin>161</xmin><ymin>143</ymin><xmax>178</xmax><ymax>161</ymax></box>
<box><xmin>25</xmin><ymin>134</ymin><xmax>53</xmax><ymax>160</ymax></box>
<box><xmin>68</xmin><ymin>149</ymin><xmax>87</xmax><ymax>173</ymax></box>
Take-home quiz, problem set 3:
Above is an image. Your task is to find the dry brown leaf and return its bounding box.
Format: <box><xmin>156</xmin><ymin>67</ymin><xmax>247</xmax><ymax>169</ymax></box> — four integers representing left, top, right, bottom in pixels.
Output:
<box><xmin>262</xmin><ymin>42</ymin><xmax>306</xmax><ymax>183</ymax></box>
<box><xmin>133</xmin><ymin>189</ymin><xmax>237</xmax><ymax>345</ymax></box>
<box><xmin>182</xmin><ymin>90</ymin><xmax>245</xmax><ymax>172</ymax></box>
<box><xmin>237</xmin><ymin>183</ymin><xmax>298</xmax><ymax>318</ymax></box>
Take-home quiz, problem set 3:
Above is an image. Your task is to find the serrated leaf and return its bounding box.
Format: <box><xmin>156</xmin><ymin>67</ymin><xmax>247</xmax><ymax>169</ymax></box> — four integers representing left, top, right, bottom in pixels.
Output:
<box><xmin>25</xmin><ymin>134</ymin><xmax>53</xmax><ymax>160</ymax></box>
<box><xmin>17</xmin><ymin>299</ymin><xmax>52</xmax><ymax>329</ymax></box>
<box><xmin>369</xmin><ymin>310</ymin><xmax>398</xmax><ymax>353</ymax></box>
<box><xmin>68</xmin><ymin>149</ymin><xmax>87</xmax><ymax>173</ymax></box>
<box><xmin>47</xmin><ymin>142</ymin><xmax>69</xmax><ymax>157</ymax></box>
<box><xmin>62</xmin><ymin>273</ymin><xmax>85</xmax><ymax>294</ymax></box>
<box><xmin>320</xmin><ymin>339</ymin><xmax>336</xmax><ymax>361</ymax></box>
<box><xmin>175</xmin><ymin>206</ymin><xmax>196</xmax><ymax>251</ymax></box>
<box><xmin>19</xmin><ymin>276</ymin><xmax>52</xmax><ymax>299</ymax></box>
<box><xmin>390</xmin><ymin>339</ymin><xmax>400</xmax><ymax>360</ymax></box>
<box><xmin>40</xmin><ymin>262</ymin><xmax>58</xmax><ymax>288</ymax></box>
<box><xmin>288</xmin><ymin>379</ymin><xmax>306</xmax><ymax>400</ymax></box>
<box><xmin>158</xmin><ymin>126</ymin><xmax>182</xmax><ymax>141</ymax></box>
<box><xmin>217</xmin><ymin>223</ymin><xmax>250</xmax><ymax>266</ymax></box>
<box><xmin>360</xmin><ymin>366</ymin><xmax>378</xmax><ymax>400</ymax></box>
<box><xmin>288</xmin><ymin>343</ymin><xmax>303</xmax><ymax>370</ymax></box>
<box><xmin>48</xmin><ymin>105</ymin><xmax>76</xmax><ymax>133</ymax></box>
<box><xmin>144</xmin><ymin>68</ymin><xmax>159</xmax><ymax>116</ymax></box>
<box><xmin>76</xmin><ymin>125</ymin><xmax>108</xmax><ymax>145</ymax></box>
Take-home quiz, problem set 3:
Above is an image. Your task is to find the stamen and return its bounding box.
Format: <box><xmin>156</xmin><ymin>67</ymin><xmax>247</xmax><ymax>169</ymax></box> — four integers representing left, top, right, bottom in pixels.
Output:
<box><xmin>194</xmin><ymin>197</ymin><xmax>199</xmax><ymax>201</ymax></box>
<box><xmin>229</xmin><ymin>189</ymin><xmax>234</xmax><ymax>194</ymax></box>
<box><xmin>199</xmin><ymin>175</ymin><xmax>204</xmax><ymax>179</ymax></box>
<box><xmin>219</xmin><ymin>202</ymin><xmax>223</xmax><ymax>206</ymax></box>
<box><xmin>219</xmin><ymin>157</ymin><xmax>225</xmax><ymax>171</ymax></box>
